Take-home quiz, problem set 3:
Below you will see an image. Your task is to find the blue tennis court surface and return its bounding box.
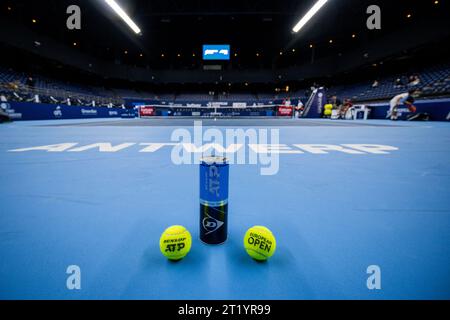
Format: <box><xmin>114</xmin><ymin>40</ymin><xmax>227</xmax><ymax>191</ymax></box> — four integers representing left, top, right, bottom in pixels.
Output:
<box><xmin>0</xmin><ymin>118</ymin><xmax>449</xmax><ymax>299</ymax></box>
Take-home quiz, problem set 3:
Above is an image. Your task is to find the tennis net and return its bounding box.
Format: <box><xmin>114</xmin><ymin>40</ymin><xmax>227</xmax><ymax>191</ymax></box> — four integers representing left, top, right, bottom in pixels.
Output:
<box><xmin>138</xmin><ymin>104</ymin><xmax>295</xmax><ymax>118</ymax></box>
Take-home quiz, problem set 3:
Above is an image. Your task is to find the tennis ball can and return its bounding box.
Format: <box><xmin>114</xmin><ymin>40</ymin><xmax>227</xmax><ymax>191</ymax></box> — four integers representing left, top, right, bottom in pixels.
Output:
<box><xmin>199</xmin><ymin>156</ymin><xmax>229</xmax><ymax>244</ymax></box>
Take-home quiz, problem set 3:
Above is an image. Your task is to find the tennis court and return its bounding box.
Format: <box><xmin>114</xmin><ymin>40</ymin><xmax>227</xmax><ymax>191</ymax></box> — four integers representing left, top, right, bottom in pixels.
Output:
<box><xmin>1</xmin><ymin>117</ymin><xmax>449</xmax><ymax>299</ymax></box>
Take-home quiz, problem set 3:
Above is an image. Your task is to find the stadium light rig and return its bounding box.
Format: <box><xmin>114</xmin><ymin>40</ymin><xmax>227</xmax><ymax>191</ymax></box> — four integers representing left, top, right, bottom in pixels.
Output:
<box><xmin>105</xmin><ymin>0</ymin><xmax>141</xmax><ymax>34</ymax></box>
<box><xmin>292</xmin><ymin>0</ymin><xmax>329</xmax><ymax>33</ymax></box>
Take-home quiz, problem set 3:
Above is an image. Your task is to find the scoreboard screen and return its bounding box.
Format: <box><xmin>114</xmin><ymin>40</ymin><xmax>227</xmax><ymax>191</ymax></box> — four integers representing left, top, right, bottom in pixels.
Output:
<box><xmin>202</xmin><ymin>45</ymin><xmax>230</xmax><ymax>60</ymax></box>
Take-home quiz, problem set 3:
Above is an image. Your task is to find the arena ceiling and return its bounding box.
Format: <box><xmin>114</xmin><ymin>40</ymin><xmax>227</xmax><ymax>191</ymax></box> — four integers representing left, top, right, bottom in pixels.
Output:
<box><xmin>1</xmin><ymin>0</ymin><xmax>448</xmax><ymax>70</ymax></box>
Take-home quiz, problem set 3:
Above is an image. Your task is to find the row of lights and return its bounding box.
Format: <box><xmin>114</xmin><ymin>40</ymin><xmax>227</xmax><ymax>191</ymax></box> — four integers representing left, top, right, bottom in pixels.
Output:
<box><xmin>118</xmin><ymin>40</ymin><xmax>351</xmax><ymax>58</ymax></box>
<box><xmin>72</xmin><ymin>32</ymin><xmax>362</xmax><ymax>57</ymax></box>
<box><xmin>119</xmin><ymin>51</ymin><xmax>241</xmax><ymax>58</ymax></box>
<box><xmin>70</xmin><ymin>22</ymin><xmax>412</xmax><ymax>58</ymax></box>
<box><xmin>88</xmin><ymin>43</ymin><xmax>341</xmax><ymax>58</ymax></box>
<box><xmin>278</xmin><ymin>33</ymin><xmax>356</xmax><ymax>55</ymax></box>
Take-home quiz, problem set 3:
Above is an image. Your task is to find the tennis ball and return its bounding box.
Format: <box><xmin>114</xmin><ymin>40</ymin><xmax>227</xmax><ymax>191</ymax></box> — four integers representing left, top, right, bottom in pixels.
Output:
<box><xmin>243</xmin><ymin>226</ymin><xmax>276</xmax><ymax>261</ymax></box>
<box><xmin>159</xmin><ymin>225</ymin><xmax>192</xmax><ymax>260</ymax></box>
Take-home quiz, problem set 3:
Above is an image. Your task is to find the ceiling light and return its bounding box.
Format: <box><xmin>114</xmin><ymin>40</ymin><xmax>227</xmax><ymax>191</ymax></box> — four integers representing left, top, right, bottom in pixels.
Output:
<box><xmin>292</xmin><ymin>0</ymin><xmax>328</xmax><ymax>33</ymax></box>
<box><xmin>104</xmin><ymin>0</ymin><xmax>141</xmax><ymax>34</ymax></box>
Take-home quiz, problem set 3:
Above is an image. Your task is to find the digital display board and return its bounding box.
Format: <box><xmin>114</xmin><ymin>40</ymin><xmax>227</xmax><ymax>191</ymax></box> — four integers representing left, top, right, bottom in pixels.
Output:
<box><xmin>202</xmin><ymin>45</ymin><xmax>230</xmax><ymax>60</ymax></box>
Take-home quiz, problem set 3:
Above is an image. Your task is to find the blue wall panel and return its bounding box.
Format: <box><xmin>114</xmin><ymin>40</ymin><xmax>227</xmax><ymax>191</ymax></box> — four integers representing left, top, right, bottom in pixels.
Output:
<box><xmin>2</xmin><ymin>102</ymin><xmax>128</xmax><ymax>121</ymax></box>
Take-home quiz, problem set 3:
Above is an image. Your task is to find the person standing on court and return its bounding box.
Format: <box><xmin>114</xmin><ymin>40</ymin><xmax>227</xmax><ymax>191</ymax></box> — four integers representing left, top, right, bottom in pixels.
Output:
<box><xmin>294</xmin><ymin>99</ymin><xmax>304</xmax><ymax>118</ymax></box>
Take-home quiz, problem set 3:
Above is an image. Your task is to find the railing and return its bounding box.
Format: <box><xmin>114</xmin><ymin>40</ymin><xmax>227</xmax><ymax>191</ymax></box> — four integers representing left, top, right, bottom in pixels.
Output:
<box><xmin>0</xmin><ymin>81</ymin><xmax>124</xmax><ymax>106</ymax></box>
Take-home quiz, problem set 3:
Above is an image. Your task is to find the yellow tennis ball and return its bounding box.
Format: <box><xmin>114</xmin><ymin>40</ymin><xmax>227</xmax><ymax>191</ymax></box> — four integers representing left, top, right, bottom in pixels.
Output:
<box><xmin>243</xmin><ymin>226</ymin><xmax>276</xmax><ymax>261</ymax></box>
<box><xmin>159</xmin><ymin>225</ymin><xmax>192</xmax><ymax>260</ymax></box>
